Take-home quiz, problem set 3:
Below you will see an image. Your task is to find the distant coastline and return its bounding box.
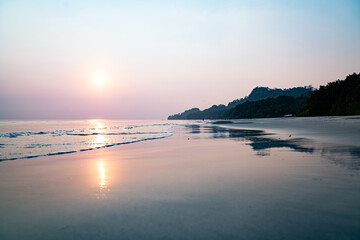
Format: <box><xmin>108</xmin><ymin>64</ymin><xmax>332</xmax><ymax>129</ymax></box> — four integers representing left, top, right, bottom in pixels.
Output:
<box><xmin>168</xmin><ymin>73</ymin><xmax>360</xmax><ymax>120</ymax></box>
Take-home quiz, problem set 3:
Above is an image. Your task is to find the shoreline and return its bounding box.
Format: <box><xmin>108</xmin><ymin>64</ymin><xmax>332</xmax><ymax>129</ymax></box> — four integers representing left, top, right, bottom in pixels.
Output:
<box><xmin>1</xmin><ymin>115</ymin><xmax>360</xmax><ymax>164</ymax></box>
<box><xmin>209</xmin><ymin>115</ymin><xmax>360</xmax><ymax>147</ymax></box>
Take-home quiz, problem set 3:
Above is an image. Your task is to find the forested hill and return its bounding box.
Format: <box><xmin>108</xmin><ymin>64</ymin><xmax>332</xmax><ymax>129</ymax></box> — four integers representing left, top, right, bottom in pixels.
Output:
<box><xmin>168</xmin><ymin>73</ymin><xmax>360</xmax><ymax>120</ymax></box>
<box><xmin>299</xmin><ymin>73</ymin><xmax>360</xmax><ymax>116</ymax></box>
<box><xmin>228</xmin><ymin>86</ymin><xmax>313</xmax><ymax>108</ymax></box>
<box><xmin>226</xmin><ymin>95</ymin><xmax>306</xmax><ymax>119</ymax></box>
<box><xmin>168</xmin><ymin>86</ymin><xmax>313</xmax><ymax>120</ymax></box>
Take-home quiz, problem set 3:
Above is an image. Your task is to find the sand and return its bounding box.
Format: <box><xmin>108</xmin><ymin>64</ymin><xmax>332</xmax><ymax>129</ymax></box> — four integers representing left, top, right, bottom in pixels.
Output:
<box><xmin>0</xmin><ymin>122</ymin><xmax>359</xmax><ymax>239</ymax></box>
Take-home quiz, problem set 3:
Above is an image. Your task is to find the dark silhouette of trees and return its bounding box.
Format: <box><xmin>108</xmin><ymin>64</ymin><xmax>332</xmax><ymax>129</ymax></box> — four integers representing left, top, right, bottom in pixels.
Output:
<box><xmin>168</xmin><ymin>86</ymin><xmax>312</xmax><ymax>120</ymax></box>
<box><xmin>226</xmin><ymin>95</ymin><xmax>305</xmax><ymax>119</ymax></box>
<box><xmin>299</xmin><ymin>73</ymin><xmax>360</xmax><ymax>116</ymax></box>
<box><xmin>168</xmin><ymin>73</ymin><xmax>360</xmax><ymax>120</ymax></box>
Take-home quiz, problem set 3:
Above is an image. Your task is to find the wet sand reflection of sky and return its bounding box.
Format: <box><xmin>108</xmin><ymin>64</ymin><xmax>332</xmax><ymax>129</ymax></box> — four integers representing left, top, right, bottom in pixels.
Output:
<box><xmin>185</xmin><ymin>125</ymin><xmax>360</xmax><ymax>170</ymax></box>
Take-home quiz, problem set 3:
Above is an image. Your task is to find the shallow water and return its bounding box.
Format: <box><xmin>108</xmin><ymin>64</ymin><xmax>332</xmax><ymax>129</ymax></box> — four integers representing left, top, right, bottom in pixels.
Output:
<box><xmin>0</xmin><ymin>120</ymin><xmax>181</xmax><ymax>161</ymax></box>
<box><xmin>0</xmin><ymin>118</ymin><xmax>359</xmax><ymax>239</ymax></box>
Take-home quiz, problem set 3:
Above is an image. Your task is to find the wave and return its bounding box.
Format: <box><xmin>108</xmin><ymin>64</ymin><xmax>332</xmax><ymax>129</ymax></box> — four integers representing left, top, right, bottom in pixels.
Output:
<box><xmin>0</xmin><ymin>134</ymin><xmax>173</xmax><ymax>162</ymax></box>
<box><xmin>66</xmin><ymin>131</ymin><xmax>172</xmax><ymax>136</ymax></box>
<box><xmin>0</xmin><ymin>130</ymin><xmax>72</xmax><ymax>138</ymax></box>
<box><xmin>0</xmin><ymin>121</ymin><xmax>185</xmax><ymax>162</ymax></box>
<box><xmin>0</xmin><ymin>123</ymin><xmax>178</xmax><ymax>138</ymax></box>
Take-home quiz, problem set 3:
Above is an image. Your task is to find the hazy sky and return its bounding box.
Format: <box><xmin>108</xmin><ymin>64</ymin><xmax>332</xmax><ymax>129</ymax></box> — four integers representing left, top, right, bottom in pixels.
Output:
<box><xmin>1</xmin><ymin>0</ymin><xmax>360</xmax><ymax>119</ymax></box>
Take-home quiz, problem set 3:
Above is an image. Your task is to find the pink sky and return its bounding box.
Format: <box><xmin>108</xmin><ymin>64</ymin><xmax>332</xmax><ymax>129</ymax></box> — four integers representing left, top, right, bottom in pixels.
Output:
<box><xmin>1</xmin><ymin>0</ymin><xmax>360</xmax><ymax>119</ymax></box>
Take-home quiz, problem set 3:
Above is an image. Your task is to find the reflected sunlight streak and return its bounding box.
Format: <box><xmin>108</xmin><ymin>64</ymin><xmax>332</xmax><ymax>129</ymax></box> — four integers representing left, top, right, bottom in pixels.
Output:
<box><xmin>90</xmin><ymin>120</ymin><xmax>109</xmax><ymax>149</ymax></box>
<box><xmin>98</xmin><ymin>160</ymin><xmax>107</xmax><ymax>190</ymax></box>
<box><xmin>97</xmin><ymin>157</ymin><xmax>111</xmax><ymax>200</ymax></box>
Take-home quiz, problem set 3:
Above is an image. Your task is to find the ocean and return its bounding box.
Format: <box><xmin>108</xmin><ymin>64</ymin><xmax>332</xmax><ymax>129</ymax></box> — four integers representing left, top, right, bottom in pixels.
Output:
<box><xmin>0</xmin><ymin>120</ymin><xmax>186</xmax><ymax>161</ymax></box>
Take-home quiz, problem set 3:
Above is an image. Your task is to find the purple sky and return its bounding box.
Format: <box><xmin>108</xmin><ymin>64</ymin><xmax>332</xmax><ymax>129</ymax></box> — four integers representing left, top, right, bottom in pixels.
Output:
<box><xmin>1</xmin><ymin>0</ymin><xmax>360</xmax><ymax>119</ymax></box>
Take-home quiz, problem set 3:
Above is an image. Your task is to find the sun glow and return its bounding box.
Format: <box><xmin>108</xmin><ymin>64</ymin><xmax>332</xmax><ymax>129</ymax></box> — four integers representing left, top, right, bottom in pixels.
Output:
<box><xmin>87</xmin><ymin>70</ymin><xmax>119</xmax><ymax>94</ymax></box>
<box><xmin>93</xmin><ymin>74</ymin><xmax>105</xmax><ymax>86</ymax></box>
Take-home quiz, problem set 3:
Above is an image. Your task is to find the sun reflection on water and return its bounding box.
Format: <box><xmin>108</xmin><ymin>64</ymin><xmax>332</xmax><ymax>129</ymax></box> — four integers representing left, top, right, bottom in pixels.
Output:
<box><xmin>93</xmin><ymin>134</ymin><xmax>107</xmax><ymax>149</ymax></box>
<box><xmin>88</xmin><ymin>121</ymin><xmax>112</xmax><ymax>199</ymax></box>
<box><xmin>90</xmin><ymin>120</ymin><xmax>110</xmax><ymax>149</ymax></box>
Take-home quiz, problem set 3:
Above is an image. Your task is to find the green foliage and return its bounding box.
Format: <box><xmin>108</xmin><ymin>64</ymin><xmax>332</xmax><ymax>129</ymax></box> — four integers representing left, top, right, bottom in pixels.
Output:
<box><xmin>226</xmin><ymin>95</ymin><xmax>306</xmax><ymax>119</ymax></box>
<box><xmin>301</xmin><ymin>73</ymin><xmax>360</xmax><ymax>116</ymax></box>
<box><xmin>168</xmin><ymin>108</ymin><xmax>200</xmax><ymax>120</ymax></box>
<box><xmin>168</xmin><ymin>73</ymin><xmax>360</xmax><ymax>120</ymax></box>
<box><xmin>168</xmin><ymin>86</ymin><xmax>312</xmax><ymax>120</ymax></box>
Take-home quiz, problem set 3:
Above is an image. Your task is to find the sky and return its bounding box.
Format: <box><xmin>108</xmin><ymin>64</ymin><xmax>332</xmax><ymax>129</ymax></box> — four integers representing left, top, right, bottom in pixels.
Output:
<box><xmin>0</xmin><ymin>0</ymin><xmax>360</xmax><ymax>120</ymax></box>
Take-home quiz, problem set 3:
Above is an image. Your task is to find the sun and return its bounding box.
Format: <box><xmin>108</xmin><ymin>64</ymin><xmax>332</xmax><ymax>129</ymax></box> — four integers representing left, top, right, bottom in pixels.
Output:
<box><xmin>89</xmin><ymin>72</ymin><xmax>114</xmax><ymax>93</ymax></box>
<box><xmin>93</xmin><ymin>74</ymin><xmax>105</xmax><ymax>86</ymax></box>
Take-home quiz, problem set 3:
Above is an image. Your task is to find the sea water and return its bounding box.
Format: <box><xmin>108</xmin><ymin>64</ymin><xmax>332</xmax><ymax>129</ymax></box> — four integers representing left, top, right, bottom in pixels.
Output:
<box><xmin>0</xmin><ymin>120</ymin><xmax>185</xmax><ymax>161</ymax></box>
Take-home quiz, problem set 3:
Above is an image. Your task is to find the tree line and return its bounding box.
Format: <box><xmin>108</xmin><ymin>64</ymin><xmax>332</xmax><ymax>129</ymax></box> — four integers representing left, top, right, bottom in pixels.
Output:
<box><xmin>168</xmin><ymin>73</ymin><xmax>360</xmax><ymax>120</ymax></box>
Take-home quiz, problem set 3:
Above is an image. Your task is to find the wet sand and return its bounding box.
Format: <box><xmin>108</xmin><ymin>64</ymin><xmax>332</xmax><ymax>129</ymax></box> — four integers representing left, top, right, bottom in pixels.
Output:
<box><xmin>0</xmin><ymin>123</ymin><xmax>360</xmax><ymax>239</ymax></box>
<box><xmin>214</xmin><ymin>116</ymin><xmax>360</xmax><ymax>147</ymax></box>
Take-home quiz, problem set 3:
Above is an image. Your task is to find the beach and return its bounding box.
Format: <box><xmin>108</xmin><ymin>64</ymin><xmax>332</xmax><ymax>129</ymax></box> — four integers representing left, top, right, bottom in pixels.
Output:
<box><xmin>2</xmin><ymin>0</ymin><xmax>360</xmax><ymax>238</ymax></box>
<box><xmin>0</xmin><ymin>119</ymin><xmax>360</xmax><ymax>239</ymax></box>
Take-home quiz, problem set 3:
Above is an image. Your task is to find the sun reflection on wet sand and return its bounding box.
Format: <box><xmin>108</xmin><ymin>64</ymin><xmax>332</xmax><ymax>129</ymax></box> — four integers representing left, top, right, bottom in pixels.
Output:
<box><xmin>97</xmin><ymin>157</ymin><xmax>110</xmax><ymax>199</ymax></box>
<box><xmin>98</xmin><ymin>160</ymin><xmax>107</xmax><ymax>189</ymax></box>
